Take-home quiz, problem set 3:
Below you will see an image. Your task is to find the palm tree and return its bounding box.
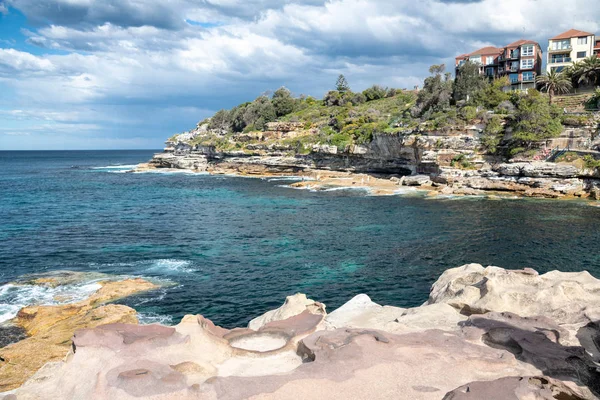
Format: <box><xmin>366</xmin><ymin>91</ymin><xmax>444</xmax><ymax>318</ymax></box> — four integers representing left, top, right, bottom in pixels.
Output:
<box><xmin>577</xmin><ymin>55</ymin><xmax>600</xmax><ymax>87</ymax></box>
<box><xmin>536</xmin><ymin>70</ymin><xmax>572</xmax><ymax>104</ymax></box>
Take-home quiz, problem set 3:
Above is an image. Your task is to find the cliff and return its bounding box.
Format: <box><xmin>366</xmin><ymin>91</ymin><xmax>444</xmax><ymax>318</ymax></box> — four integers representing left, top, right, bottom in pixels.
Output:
<box><xmin>3</xmin><ymin>264</ymin><xmax>600</xmax><ymax>399</ymax></box>
<box><xmin>143</xmin><ymin>115</ymin><xmax>600</xmax><ymax>199</ymax></box>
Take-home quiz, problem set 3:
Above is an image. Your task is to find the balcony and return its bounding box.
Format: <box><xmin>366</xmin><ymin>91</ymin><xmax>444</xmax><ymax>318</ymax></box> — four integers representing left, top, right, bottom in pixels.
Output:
<box><xmin>508</xmin><ymin>53</ymin><xmax>519</xmax><ymax>59</ymax></box>
<box><xmin>548</xmin><ymin>46</ymin><xmax>572</xmax><ymax>53</ymax></box>
<box><xmin>522</xmin><ymin>76</ymin><xmax>535</xmax><ymax>83</ymax></box>
<box><xmin>549</xmin><ymin>57</ymin><xmax>572</xmax><ymax>64</ymax></box>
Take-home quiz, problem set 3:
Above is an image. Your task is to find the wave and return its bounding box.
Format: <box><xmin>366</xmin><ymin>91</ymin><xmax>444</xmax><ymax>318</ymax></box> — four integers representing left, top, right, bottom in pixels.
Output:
<box><xmin>141</xmin><ymin>259</ymin><xmax>196</xmax><ymax>274</ymax></box>
<box><xmin>0</xmin><ymin>276</ymin><xmax>103</xmax><ymax>324</ymax></box>
<box><xmin>137</xmin><ymin>312</ymin><xmax>174</xmax><ymax>326</ymax></box>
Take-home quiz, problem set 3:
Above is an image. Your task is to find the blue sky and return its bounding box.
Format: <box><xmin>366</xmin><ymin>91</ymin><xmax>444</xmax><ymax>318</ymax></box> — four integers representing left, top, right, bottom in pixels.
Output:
<box><xmin>0</xmin><ymin>0</ymin><xmax>598</xmax><ymax>150</ymax></box>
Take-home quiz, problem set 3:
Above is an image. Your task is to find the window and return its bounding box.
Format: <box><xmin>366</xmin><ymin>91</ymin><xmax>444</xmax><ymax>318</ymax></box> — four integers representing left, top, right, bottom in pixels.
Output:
<box><xmin>577</xmin><ymin>37</ymin><xmax>588</xmax><ymax>45</ymax></box>
<box><xmin>486</xmin><ymin>67</ymin><xmax>494</xmax><ymax>76</ymax></box>
<box><xmin>485</xmin><ymin>56</ymin><xmax>495</xmax><ymax>65</ymax></box>
<box><xmin>552</xmin><ymin>40</ymin><xmax>571</xmax><ymax>50</ymax></box>
<box><xmin>521</xmin><ymin>45</ymin><xmax>534</xmax><ymax>56</ymax></box>
<box><xmin>577</xmin><ymin>51</ymin><xmax>587</xmax><ymax>58</ymax></box>
<box><xmin>470</xmin><ymin>56</ymin><xmax>482</xmax><ymax>65</ymax></box>
<box><xmin>509</xmin><ymin>74</ymin><xmax>519</xmax><ymax>84</ymax></box>
<box><xmin>511</xmin><ymin>61</ymin><xmax>519</xmax><ymax>71</ymax></box>
<box><xmin>520</xmin><ymin>59</ymin><xmax>534</xmax><ymax>69</ymax></box>
<box><xmin>551</xmin><ymin>66</ymin><xmax>565</xmax><ymax>73</ymax></box>
<box><xmin>522</xmin><ymin>72</ymin><xmax>534</xmax><ymax>82</ymax></box>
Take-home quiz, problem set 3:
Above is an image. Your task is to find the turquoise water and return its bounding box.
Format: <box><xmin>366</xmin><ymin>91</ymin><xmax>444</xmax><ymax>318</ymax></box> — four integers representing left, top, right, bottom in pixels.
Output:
<box><xmin>1</xmin><ymin>150</ymin><xmax>600</xmax><ymax>328</ymax></box>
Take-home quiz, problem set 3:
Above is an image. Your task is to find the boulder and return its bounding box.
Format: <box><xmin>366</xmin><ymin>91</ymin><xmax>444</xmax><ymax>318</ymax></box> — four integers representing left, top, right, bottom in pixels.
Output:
<box><xmin>248</xmin><ymin>293</ymin><xmax>326</xmax><ymax>331</ymax></box>
<box><xmin>403</xmin><ymin>175</ymin><xmax>432</xmax><ymax>186</ymax></box>
<box><xmin>428</xmin><ymin>264</ymin><xmax>600</xmax><ymax>345</ymax></box>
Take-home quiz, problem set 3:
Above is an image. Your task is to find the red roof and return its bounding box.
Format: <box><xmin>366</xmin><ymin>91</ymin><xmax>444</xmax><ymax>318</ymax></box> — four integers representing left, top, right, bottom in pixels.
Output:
<box><xmin>469</xmin><ymin>46</ymin><xmax>503</xmax><ymax>56</ymax></box>
<box><xmin>455</xmin><ymin>54</ymin><xmax>469</xmax><ymax>61</ymax></box>
<box><xmin>505</xmin><ymin>39</ymin><xmax>539</xmax><ymax>48</ymax></box>
<box><xmin>551</xmin><ymin>29</ymin><xmax>594</xmax><ymax>40</ymax></box>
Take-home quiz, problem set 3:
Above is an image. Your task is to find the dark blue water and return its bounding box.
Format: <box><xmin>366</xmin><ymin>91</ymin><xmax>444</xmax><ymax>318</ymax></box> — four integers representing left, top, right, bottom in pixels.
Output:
<box><xmin>1</xmin><ymin>150</ymin><xmax>600</xmax><ymax>328</ymax></box>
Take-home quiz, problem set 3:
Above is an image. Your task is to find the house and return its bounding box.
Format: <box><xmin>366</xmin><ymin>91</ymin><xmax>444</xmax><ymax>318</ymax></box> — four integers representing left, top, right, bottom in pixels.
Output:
<box><xmin>547</xmin><ymin>29</ymin><xmax>596</xmax><ymax>73</ymax></box>
<box><xmin>594</xmin><ymin>38</ymin><xmax>600</xmax><ymax>55</ymax></box>
<box><xmin>455</xmin><ymin>39</ymin><xmax>543</xmax><ymax>91</ymax></box>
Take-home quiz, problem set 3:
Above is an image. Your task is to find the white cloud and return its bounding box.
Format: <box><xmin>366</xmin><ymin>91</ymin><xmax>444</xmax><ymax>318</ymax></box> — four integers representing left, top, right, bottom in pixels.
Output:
<box><xmin>2</xmin><ymin>0</ymin><xmax>600</xmax><ymax>149</ymax></box>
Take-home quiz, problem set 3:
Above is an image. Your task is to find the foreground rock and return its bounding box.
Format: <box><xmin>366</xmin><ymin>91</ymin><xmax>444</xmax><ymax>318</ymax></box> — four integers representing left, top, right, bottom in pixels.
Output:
<box><xmin>4</xmin><ymin>264</ymin><xmax>600</xmax><ymax>399</ymax></box>
<box><xmin>0</xmin><ymin>278</ymin><xmax>158</xmax><ymax>392</ymax></box>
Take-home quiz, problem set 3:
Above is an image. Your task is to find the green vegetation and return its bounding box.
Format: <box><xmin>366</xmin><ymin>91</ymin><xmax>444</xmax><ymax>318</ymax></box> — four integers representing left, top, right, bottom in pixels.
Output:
<box><xmin>536</xmin><ymin>70</ymin><xmax>572</xmax><ymax>104</ymax></box>
<box><xmin>584</xmin><ymin>155</ymin><xmax>600</xmax><ymax>169</ymax></box>
<box><xmin>174</xmin><ymin>63</ymin><xmax>587</xmax><ymax>161</ymax></box>
<box><xmin>586</xmin><ymin>88</ymin><xmax>600</xmax><ymax>110</ymax></box>
<box><xmin>554</xmin><ymin>153</ymin><xmax>600</xmax><ymax>170</ymax></box>
<box><xmin>506</xmin><ymin>90</ymin><xmax>563</xmax><ymax>156</ymax></box>
<box><xmin>450</xmin><ymin>154</ymin><xmax>474</xmax><ymax>169</ymax></box>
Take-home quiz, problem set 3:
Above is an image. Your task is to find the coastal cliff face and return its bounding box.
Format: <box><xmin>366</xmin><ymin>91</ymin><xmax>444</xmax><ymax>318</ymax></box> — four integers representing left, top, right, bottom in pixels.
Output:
<box><xmin>143</xmin><ymin>116</ymin><xmax>600</xmax><ymax>199</ymax></box>
<box><xmin>4</xmin><ymin>264</ymin><xmax>600</xmax><ymax>399</ymax></box>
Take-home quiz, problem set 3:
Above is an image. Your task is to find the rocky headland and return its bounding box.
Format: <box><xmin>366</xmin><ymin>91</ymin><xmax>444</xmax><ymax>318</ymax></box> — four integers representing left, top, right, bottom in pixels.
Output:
<box><xmin>3</xmin><ymin>264</ymin><xmax>600</xmax><ymax>399</ymax></box>
<box><xmin>140</xmin><ymin>114</ymin><xmax>600</xmax><ymax>200</ymax></box>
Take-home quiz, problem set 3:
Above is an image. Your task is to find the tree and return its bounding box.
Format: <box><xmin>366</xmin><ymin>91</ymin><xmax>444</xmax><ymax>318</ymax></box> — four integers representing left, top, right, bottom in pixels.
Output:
<box><xmin>272</xmin><ymin>87</ymin><xmax>295</xmax><ymax>117</ymax></box>
<box><xmin>473</xmin><ymin>76</ymin><xmax>510</xmax><ymax>109</ymax></box>
<box><xmin>536</xmin><ymin>70</ymin><xmax>572</xmax><ymax>104</ymax></box>
<box><xmin>508</xmin><ymin>90</ymin><xmax>563</xmax><ymax>154</ymax></box>
<box><xmin>336</xmin><ymin>74</ymin><xmax>350</xmax><ymax>92</ymax></box>
<box><xmin>577</xmin><ymin>55</ymin><xmax>600</xmax><ymax>87</ymax></box>
<box><xmin>243</xmin><ymin>96</ymin><xmax>277</xmax><ymax>131</ymax></box>
<box><xmin>453</xmin><ymin>60</ymin><xmax>488</xmax><ymax>104</ymax></box>
<box><xmin>412</xmin><ymin>64</ymin><xmax>453</xmax><ymax>117</ymax></box>
<box><xmin>208</xmin><ymin>109</ymin><xmax>232</xmax><ymax>132</ymax></box>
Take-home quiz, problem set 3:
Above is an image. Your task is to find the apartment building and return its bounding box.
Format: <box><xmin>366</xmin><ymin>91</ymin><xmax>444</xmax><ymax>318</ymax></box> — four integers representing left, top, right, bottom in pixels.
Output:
<box><xmin>455</xmin><ymin>39</ymin><xmax>543</xmax><ymax>90</ymax></box>
<box><xmin>547</xmin><ymin>29</ymin><xmax>596</xmax><ymax>73</ymax></box>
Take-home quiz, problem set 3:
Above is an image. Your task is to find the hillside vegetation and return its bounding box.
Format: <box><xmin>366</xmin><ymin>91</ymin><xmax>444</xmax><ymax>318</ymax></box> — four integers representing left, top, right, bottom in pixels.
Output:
<box><xmin>173</xmin><ymin>63</ymin><xmax>597</xmax><ymax>159</ymax></box>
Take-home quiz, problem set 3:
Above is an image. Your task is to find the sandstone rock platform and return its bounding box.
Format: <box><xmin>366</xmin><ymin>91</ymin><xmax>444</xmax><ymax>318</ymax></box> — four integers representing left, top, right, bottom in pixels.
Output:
<box><xmin>3</xmin><ymin>265</ymin><xmax>600</xmax><ymax>399</ymax></box>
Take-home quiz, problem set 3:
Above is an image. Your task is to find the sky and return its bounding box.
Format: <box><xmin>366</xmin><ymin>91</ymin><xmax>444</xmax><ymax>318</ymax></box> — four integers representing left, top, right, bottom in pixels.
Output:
<box><xmin>0</xmin><ymin>0</ymin><xmax>599</xmax><ymax>150</ymax></box>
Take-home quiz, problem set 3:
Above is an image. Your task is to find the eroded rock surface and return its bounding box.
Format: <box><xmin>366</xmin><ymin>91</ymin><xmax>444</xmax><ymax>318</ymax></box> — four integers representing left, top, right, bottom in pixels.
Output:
<box><xmin>4</xmin><ymin>265</ymin><xmax>600</xmax><ymax>399</ymax></box>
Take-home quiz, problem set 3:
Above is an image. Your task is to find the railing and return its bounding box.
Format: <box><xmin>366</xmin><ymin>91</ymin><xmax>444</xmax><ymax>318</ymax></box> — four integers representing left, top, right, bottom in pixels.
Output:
<box><xmin>522</xmin><ymin>76</ymin><xmax>535</xmax><ymax>82</ymax></box>
<box><xmin>548</xmin><ymin>45</ymin><xmax>572</xmax><ymax>52</ymax></box>
<box><xmin>549</xmin><ymin>57</ymin><xmax>572</xmax><ymax>64</ymax></box>
<box><xmin>546</xmin><ymin>146</ymin><xmax>571</xmax><ymax>162</ymax></box>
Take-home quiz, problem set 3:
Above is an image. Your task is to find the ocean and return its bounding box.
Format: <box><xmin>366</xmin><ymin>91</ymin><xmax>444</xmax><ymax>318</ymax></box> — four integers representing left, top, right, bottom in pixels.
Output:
<box><xmin>1</xmin><ymin>150</ymin><xmax>600</xmax><ymax>328</ymax></box>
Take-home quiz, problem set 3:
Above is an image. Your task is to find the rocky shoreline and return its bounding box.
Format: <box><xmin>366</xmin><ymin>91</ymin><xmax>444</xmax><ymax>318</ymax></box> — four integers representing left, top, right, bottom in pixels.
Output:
<box><xmin>2</xmin><ymin>264</ymin><xmax>600</xmax><ymax>399</ymax></box>
<box><xmin>138</xmin><ymin>140</ymin><xmax>600</xmax><ymax>201</ymax></box>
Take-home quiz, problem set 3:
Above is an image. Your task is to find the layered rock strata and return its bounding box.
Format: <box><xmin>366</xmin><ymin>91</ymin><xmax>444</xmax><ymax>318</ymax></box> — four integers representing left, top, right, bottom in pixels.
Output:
<box><xmin>142</xmin><ymin>129</ymin><xmax>600</xmax><ymax>199</ymax></box>
<box><xmin>4</xmin><ymin>264</ymin><xmax>600</xmax><ymax>399</ymax></box>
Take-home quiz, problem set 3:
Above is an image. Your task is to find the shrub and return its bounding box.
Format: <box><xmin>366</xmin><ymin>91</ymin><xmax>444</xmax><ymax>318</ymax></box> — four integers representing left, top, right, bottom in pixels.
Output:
<box><xmin>460</xmin><ymin>106</ymin><xmax>477</xmax><ymax>122</ymax></box>
<box><xmin>450</xmin><ymin>154</ymin><xmax>474</xmax><ymax>169</ymax></box>
<box><xmin>561</xmin><ymin>114</ymin><xmax>593</xmax><ymax>127</ymax></box>
<box><xmin>583</xmin><ymin>155</ymin><xmax>600</xmax><ymax>169</ymax></box>
<box><xmin>585</xmin><ymin>88</ymin><xmax>600</xmax><ymax>110</ymax></box>
<box><xmin>362</xmin><ymin>85</ymin><xmax>388</xmax><ymax>102</ymax></box>
<box><xmin>208</xmin><ymin>109</ymin><xmax>232</xmax><ymax>132</ymax></box>
<box><xmin>481</xmin><ymin>115</ymin><xmax>504</xmax><ymax>154</ymax></box>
